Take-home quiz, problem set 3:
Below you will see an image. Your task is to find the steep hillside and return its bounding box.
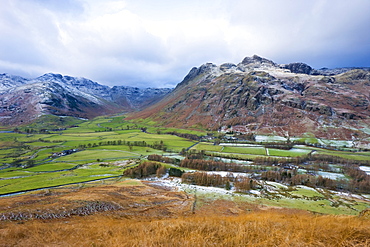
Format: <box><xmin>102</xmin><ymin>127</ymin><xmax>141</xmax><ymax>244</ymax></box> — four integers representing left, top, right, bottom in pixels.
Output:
<box><xmin>128</xmin><ymin>55</ymin><xmax>370</xmax><ymax>139</ymax></box>
<box><xmin>0</xmin><ymin>73</ymin><xmax>172</xmax><ymax>125</ymax></box>
<box><xmin>0</xmin><ymin>81</ymin><xmax>121</xmax><ymax>125</ymax></box>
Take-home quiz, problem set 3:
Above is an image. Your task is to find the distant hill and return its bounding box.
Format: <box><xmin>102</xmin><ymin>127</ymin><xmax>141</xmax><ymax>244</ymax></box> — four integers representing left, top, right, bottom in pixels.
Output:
<box><xmin>127</xmin><ymin>55</ymin><xmax>370</xmax><ymax>140</ymax></box>
<box><xmin>0</xmin><ymin>73</ymin><xmax>172</xmax><ymax>125</ymax></box>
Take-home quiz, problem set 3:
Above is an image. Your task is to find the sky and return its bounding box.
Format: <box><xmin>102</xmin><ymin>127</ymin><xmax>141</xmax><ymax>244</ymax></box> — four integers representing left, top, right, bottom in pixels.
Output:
<box><xmin>0</xmin><ymin>0</ymin><xmax>369</xmax><ymax>88</ymax></box>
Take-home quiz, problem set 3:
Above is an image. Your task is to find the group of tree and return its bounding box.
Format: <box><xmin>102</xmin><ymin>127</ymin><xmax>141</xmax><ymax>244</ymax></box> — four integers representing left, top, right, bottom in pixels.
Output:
<box><xmin>264</xmin><ymin>143</ymin><xmax>294</xmax><ymax>150</ymax></box>
<box><xmin>77</xmin><ymin>140</ymin><xmax>167</xmax><ymax>151</ymax></box>
<box><xmin>253</xmin><ymin>156</ymin><xmax>308</xmax><ymax>166</ymax></box>
<box><xmin>261</xmin><ymin>170</ymin><xmax>340</xmax><ymax>189</ymax></box>
<box><xmin>168</xmin><ymin>167</ymin><xmax>184</xmax><ymax>177</ymax></box>
<box><xmin>260</xmin><ymin>168</ymin><xmax>369</xmax><ymax>193</ymax></box>
<box><xmin>147</xmin><ymin>154</ymin><xmax>181</xmax><ymax>165</ymax></box>
<box><xmin>179</xmin><ymin>155</ymin><xmax>370</xmax><ymax>193</ymax></box>
<box><xmin>181</xmin><ymin>172</ymin><xmax>257</xmax><ymax>192</ymax></box>
<box><xmin>179</xmin><ymin>149</ymin><xmax>205</xmax><ymax>159</ymax></box>
<box><xmin>123</xmin><ymin>161</ymin><xmax>166</xmax><ymax>178</ymax></box>
<box><xmin>181</xmin><ymin>172</ymin><xmax>227</xmax><ymax>188</ymax></box>
<box><xmin>343</xmin><ymin>164</ymin><xmax>370</xmax><ymax>193</ymax></box>
<box><xmin>310</xmin><ymin>154</ymin><xmax>370</xmax><ymax>166</ymax></box>
<box><xmin>180</xmin><ymin>158</ymin><xmax>257</xmax><ymax>173</ymax></box>
<box><xmin>164</xmin><ymin>131</ymin><xmax>200</xmax><ymax>141</ymax></box>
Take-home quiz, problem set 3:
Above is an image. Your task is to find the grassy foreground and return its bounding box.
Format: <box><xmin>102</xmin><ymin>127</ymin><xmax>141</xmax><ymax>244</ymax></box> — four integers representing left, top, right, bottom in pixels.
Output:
<box><xmin>0</xmin><ymin>180</ymin><xmax>369</xmax><ymax>247</ymax></box>
<box><xmin>1</xmin><ymin>211</ymin><xmax>369</xmax><ymax>247</ymax></box>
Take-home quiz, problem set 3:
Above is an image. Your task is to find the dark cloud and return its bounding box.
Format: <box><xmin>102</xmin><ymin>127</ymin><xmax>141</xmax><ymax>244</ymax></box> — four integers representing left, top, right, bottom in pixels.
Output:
<box><xmin>0</xmin><ymin>0</ymin><xmax>369</xmax><ymax>88</ymax></box>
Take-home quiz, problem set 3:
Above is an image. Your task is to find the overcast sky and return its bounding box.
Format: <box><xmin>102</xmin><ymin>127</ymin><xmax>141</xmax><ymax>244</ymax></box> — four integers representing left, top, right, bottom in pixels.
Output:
<box><xmin>1</xmin><ymin>0</ymin><xmax>369</xmax><ymax>88</ymax></box>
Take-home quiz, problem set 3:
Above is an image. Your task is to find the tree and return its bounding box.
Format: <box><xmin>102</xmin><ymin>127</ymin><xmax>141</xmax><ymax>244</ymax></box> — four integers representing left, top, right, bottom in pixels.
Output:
<box><xmin>169</xmin><ymin>168</ymin><xmax>184</xmax><ymax>177</ymax></box>
<box><xmin>156</xmin><ymin>166</ymin><xmax>167</xmax><ymax>177</ymax></box>
<box><xmin>225</xmin><ymin>180</ymin><xmax>231</xmax><ymax>190</ymax></box>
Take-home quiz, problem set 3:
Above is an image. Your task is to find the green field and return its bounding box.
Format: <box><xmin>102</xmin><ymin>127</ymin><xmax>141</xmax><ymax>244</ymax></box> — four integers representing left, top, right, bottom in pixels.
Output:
<box><xmin>1</xmin><ymin>114</ymin><xmax>370</xmax><ymax>205</ymax></box>
<box><xmin>267</xmin><ymin>148</ymin><xmax>311</xmax><ymax>157</ymax></box>
<box><xmin>0</xmin><ymin>116</ymin><xmax>203</xmax><ymax>194</ymax></box>
<box><xmin>0</xmin><ymin>165</ymin><xmax>123</xmax><ymax>194</ymax></box>
<box><xmin>25</xmin><ymin>162</ymin><xmax>77</xmax><ymax>172</ymax></box>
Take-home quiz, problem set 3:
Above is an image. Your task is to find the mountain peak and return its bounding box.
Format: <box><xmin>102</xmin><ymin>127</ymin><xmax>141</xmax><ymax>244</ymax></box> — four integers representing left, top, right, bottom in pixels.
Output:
<box><xmin>241</xmin><ymin>55</ymin><xmax>276</xmax><ymax>66</ymax></box>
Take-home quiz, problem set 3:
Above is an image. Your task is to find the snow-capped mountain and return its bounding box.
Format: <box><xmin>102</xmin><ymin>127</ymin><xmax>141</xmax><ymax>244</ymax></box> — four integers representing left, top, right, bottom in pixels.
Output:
<box><xmin>0</xmin><ymin>73</ymin><xmax>30</xmax><ymax>91</ymax></box>
<box><xmin>127</xmin><ymin>55</ymin><xmax>370</xmax><ymax>140</ymax></box>
<box><xmin>0</xmin><ymin>73</ymin><xmax>172</xmax><ymax>125</ymax></box>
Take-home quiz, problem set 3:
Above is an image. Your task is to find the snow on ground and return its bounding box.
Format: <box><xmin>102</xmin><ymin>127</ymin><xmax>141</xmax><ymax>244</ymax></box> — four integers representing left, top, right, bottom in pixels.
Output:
<box><xmin>150</xmin><ymin>175</ymin><xmax>370</xmax><ymax>204</ymax></box>
<box><xmin>265</xmin><ymin>181</ymin><xmax>288</xmax><ymax>189</ymax></box>
<box><xmin>205</xmin><ymin>171</ymin><xmax>250</xmax><ymax>177</ymax></box>
<box><xmin>331</xmin><ymin>191</ymin><xmax>370</xmax><ymax>201</ymax></box>
<box><xmin>289</xmin><ymin>148</ymin><xmax>311</xmax><ymax>154</ymax></box>
<box><xmin>317</xmin><ymin>171</ymin><xmax>346</xmax><ymax>180</ymax></box>
<box><xmin>296</xmin><ymin>185</ymin><xmax>317</xmax><ymax>191</ymax></box>
<box><xmin>319</xmin><ymin>139</ymin><xmax>354</xmax><ymax>148</ymax></box>
<box><xmin>359</xmin><ymin>166</ymin><xmax>370</xmax><ymax>175</ymax></box>
<box><xmin>249</xmin><ymin>190</ymin><xmax>261</xmax><ymax>195</ymax></box>
<box><xmin>255</xmin><ymin>135</ymin><xmax>287</xmax><ymax>142</ymax></box>
<box><xmin>211</xmin><ymin>157</ymin><xmax>253</xmax><ymax>164</ymax></box>
<box><xmin>152</xmin><ymin>177</ymin><xmax>235</xmax><ymax>196</ymax></box>
<box><xmin>163</xmin><ymin>154</ymin><xmax>186</xmax><ymax>160</ymax></box>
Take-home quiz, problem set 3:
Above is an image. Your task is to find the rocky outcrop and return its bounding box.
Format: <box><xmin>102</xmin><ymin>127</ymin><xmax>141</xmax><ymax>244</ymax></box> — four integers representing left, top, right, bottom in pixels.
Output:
<box><xmin>241</xmin><ymin>55</ymin><xmax>276</xmax><ymax>66</ymax></box>
<box><xmin>283</xmin><ymin>63</ymin><xmax>313</xmax><ymax>74</ymax></box>
<box><xmin>176</xmin><ymin>63</ymin><xmax>217</xmax><ymax>89</ymax></box>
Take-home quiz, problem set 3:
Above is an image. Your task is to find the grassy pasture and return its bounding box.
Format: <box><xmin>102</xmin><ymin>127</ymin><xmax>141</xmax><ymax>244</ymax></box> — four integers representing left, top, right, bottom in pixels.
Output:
<box><xmin>42</xmin><ymin>130</ymin><xmax>196</xmax><ymax>152</ymax></box>
<box><xmin>15</xmin><ymin>134</ymin><xmax>52</xmax><ymax>142</ymax></box>
<box><xmin>223</xmin><ymin>146</ymin><xmax>267</xmax><ymax>155</ymax></box>
<box><xmin>0</xmin><ymin>169</ymin><xmax>31</xmax><ymax>178</ymax></box>
<box><xmin>292</xmin><ymin>137</ymin><xmax>320</xmax><ymax>144</ymax></box>
<box><xmin>0</xmin><ymin>149</ymin><xmax>14</xmax><ymax>156</ymax></box>
<box><xmin>31</xmin><ymin>147</ymin><xmax>67</xmax><ymax>161</ymax></box>
<box><xmin>267</xmin><ymin>148</ymin><xmax>311</xmax><ymax>157</ymax></box>
<box><xmin>89</xmin><ymin>145</ymin><xmax>164</xmax><ymax>155</ymax></box>
<box><xmin>55</xmin><ymin>150</ymin><xmax>141</xmax><ymax>162</ymax></box>
<box><xmin>287</xmin><ymin>186</ymin><xmax>324</xmax><ymax>198</ymax></box>
<box><xmin>25</xmin><ymin>162</ymin><xmax>77</xmax><ymax>172</ymax></box>
<box><xmin>25</xmin><ymin>142</ymin><xmax>63</xmax><ymax>147</ymax></box>
<box><xmin>123</xmin><ymin>117</ymin><xmax>208</xmax><ymax>135</ymax></box>
<box><xmin>204</xmin><ymin>151</ymin><xmax>262</xmax><ymax>160</ymax></box>
<box><xmin>0</xmin><ymin>164</ymin><xmax>124</xmax><ymax>195</ymax></box>
<box><xmin>314</xmin><ymin>150</ymin><xmax>370</xmax><ymax>161</ymax></box>
<box><xmin>191</xmin><ymin>142</ymin><xmax>223</xmax><ymax>152</ymax></box>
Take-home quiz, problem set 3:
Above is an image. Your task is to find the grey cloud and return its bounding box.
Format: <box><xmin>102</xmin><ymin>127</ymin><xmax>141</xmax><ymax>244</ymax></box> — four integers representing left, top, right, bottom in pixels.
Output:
<box><xmin>0</xmin><ymin>0</ymin><xmax>369</xmax><ymax>88</ymax></box>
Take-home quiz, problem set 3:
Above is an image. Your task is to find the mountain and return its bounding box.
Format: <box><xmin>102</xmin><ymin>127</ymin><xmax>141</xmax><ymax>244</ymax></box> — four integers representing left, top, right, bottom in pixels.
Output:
<box><xmin>0</xmin><ymin>73</ymin><xmax>172</xmax><ymax>125</ymax></box>
<box><xmin>128</xmin><ymin>55</ymin><xmax>370</xmax><ymax>140</ymax></box>
<box><xmin>0</xmin><ymin>73</ymin><xmax>30</xmax><ymax>91</ymax></box>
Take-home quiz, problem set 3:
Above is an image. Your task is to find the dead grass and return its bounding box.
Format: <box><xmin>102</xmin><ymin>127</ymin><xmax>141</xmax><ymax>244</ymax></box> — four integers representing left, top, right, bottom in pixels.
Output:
<box><xmin>0</xmin><ymin>180</ymin><xmax>369</xmax><ymax>246</ymax></box>
<box><xmin>1</xmin><ymin>210</ymin><xmax>369</xmax><ymax>247</ymax></box>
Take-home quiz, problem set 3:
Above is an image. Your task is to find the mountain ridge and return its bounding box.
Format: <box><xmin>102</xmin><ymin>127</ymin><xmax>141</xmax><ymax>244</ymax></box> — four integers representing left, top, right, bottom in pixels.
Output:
<box><xmin>0</xmin><ymin>73</ymin><xmax>172</xmax><ymax>125</ymax></box>
<box><xmin>127</xmin><ymin>55</ymin><xmax>370</xmax><ymax>140</ymax></box>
